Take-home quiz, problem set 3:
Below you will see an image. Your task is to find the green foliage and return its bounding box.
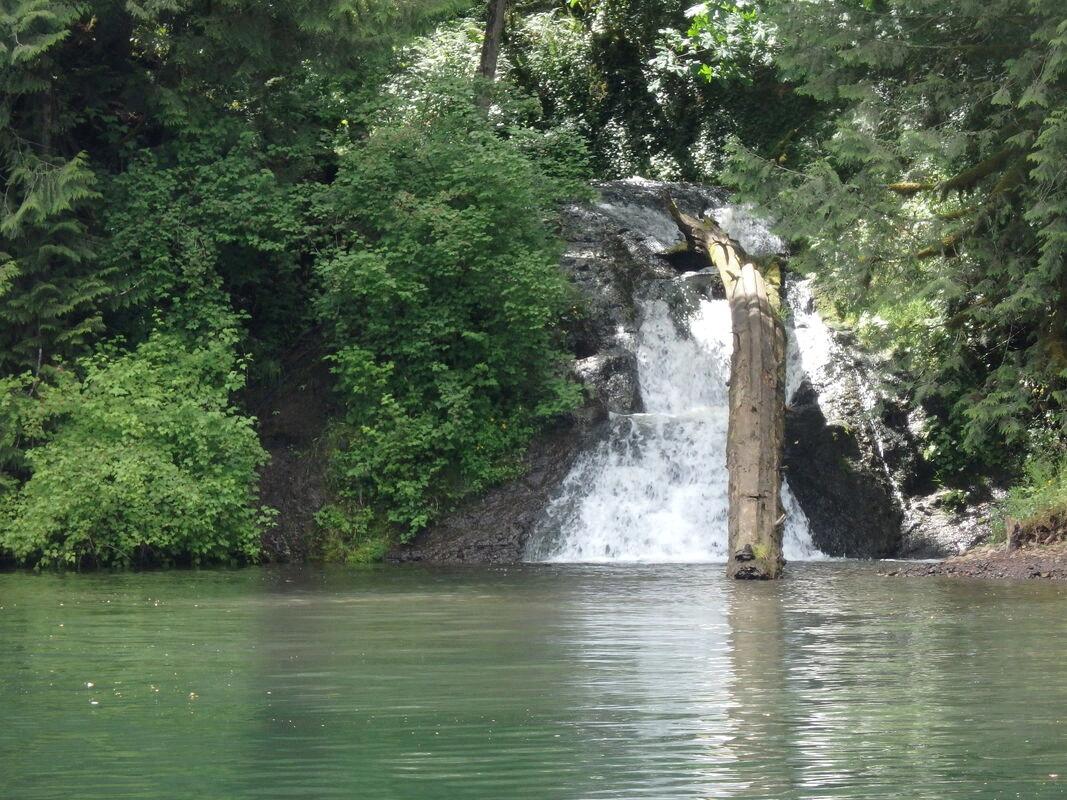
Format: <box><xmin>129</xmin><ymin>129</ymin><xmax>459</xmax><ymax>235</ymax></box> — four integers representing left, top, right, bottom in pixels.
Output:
<box><xmin>99</xmin><ymin>124</ymin><xmax>310</xmax><ymax>370</ymax></box>
<box><xmin>2</xmin><ymin>0</ymin><xmax>475</xmax><ymax>378</ymax></box>
<box><xmin>938</xmin><ymin>488</ymin><xmax>968</xmax><ymax>514</ymax></box>
<box><xmin>676</xmin><ymin>1</ymin><xmax>772</xmax><ymax>84</ymax></box>
<box><xmin>379</xmin><ymin>18</ymin><xmax>595</xmax><ymax>187</ymax></box>
<box><xmin>0</xmin><ymin>2</ymin><xmax>81</xmax><ymax>95</ymax></box>
<box><xmin>0</xmin><ymin>327</ymin><xmax>271</xmax><ymax>568</ymax></box>
<box><xmin>506</xmin><ymin>0</ymin><xmax>819</xmax><ymax>178</ymax></box>
<box><xmin>1001</xmin><ymin>451</ymin><xmax>1067</xmax><ymax>531</ymax></box>
<box><xmin>723</xmin><ymin>0</ymin><xmax>1067</xmax><ymax>477</ymax></box>
<box><xmin>0</xmin><ymin>0</ymin><xmax>490</xmax><ymax>567</ymax></box>
<box><xmin>310</xmin><ymin>76</ymin><xmax>584</xmax><ymax>540</ymax></box>
<box><xmin>1</xmin><ymin>2</ymin><xmax>110</xmax><ymax>375</ymax></box>
<box><xmin>313</xmin><ymin>502</ymin><xmax>392</xmax><ymax>564</ymax></box>
<box><xmin>509</xmin><ymin>3</ymin><xmax>686</xmax><ymax>176</ymax></box>
<box><xmin>0</xmin><ymin>151</ymin><xmax>108</xmax><ymax>376</ymax></box>
<box><xmin>0</xmin><ymin>372</ymin><xmax>48</xmax><ymax>492</ymax></box>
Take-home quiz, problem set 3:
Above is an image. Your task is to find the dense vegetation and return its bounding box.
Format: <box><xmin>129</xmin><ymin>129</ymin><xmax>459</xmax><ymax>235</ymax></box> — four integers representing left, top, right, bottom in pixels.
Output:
<box><xmin>720</xmin><ymin>0</ymin><xmax>1067</xmax><ymax>504</ymax></box>
<box><xmin>1</xmin><ymin>328</ymin><xmax>268</xmax><ymax>566</ymax></box>
<box><xmin>1</xmin><ymin>0</ymin><xmax>1063</xmax><ymax>567</ymax></box>
<box><xmin>310</xmin><ymin>64</ymin><xmax>586</xmax><ymax>559</ymax></box>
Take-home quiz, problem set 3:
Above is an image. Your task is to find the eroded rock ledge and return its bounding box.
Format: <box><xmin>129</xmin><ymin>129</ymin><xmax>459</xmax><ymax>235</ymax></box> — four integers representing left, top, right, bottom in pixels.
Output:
<box><xmin>888</xmin><ymin>513</ymin><xmax>1067</xmax><ymax>580</ymax></box>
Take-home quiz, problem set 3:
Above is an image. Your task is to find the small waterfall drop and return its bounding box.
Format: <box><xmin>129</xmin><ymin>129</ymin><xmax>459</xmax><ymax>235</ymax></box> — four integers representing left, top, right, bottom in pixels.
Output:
<box><xmin>527</xmin><ymin>278</ymin><xmax>825</xmax><ymax>564</ymax></box>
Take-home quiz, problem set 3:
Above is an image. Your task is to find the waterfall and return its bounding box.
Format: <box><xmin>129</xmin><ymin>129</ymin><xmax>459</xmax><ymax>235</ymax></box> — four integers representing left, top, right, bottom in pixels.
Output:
<box><xmin>526</xmin><ymin>276</ymin><xmax>825</xmax><ymax>564</ymax></box>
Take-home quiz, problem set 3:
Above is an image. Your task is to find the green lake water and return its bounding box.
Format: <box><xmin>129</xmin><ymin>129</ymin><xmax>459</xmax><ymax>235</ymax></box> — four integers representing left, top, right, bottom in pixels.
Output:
<box><xmin>1</xmin><ymin>563</ymin><xmax>1065</xmax><ymax>799</ymax></box>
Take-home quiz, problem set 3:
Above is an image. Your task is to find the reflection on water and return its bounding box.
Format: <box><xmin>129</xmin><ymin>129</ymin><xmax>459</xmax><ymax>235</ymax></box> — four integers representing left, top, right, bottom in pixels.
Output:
<box><xmin>1</xmin><ymin>564</ymin><xmax>1065</xmax><ymax>799</ymax></box>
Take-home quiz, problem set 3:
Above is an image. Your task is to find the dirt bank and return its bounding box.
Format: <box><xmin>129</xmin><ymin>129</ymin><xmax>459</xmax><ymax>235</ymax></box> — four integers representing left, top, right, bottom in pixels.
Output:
<box><xmin>886</xmin><ymin>541</ymin><xmax>1067</xmax><ymax>581</ymax></box>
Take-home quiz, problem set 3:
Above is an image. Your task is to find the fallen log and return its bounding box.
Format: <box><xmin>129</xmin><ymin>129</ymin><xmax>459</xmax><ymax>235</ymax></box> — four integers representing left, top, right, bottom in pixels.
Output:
<box><xmin>667</xmin><ymin>197</ymin><xmax>786</xmax><ymax>579</ymax></box>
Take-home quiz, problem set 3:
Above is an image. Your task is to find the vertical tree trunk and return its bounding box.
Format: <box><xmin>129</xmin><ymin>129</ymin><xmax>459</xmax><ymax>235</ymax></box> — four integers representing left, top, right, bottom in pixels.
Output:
<box><xmin>725</xmin><ymin>263</ymin><xmax>786</xmax><ymax>579</ymax></box>
<box><xmin>667</xmin><ymin>197</ymin><xmax>786</xmax><ymax>579</ymax></box>
<box><xmin>478</xmin><ymin>0</ymin><xmax>508</xmax><ymax>81</ymax></box>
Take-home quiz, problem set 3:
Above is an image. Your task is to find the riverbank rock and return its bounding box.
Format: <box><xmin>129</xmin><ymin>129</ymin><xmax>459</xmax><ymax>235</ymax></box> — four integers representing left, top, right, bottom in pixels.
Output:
<box><xmin>887</xmin><ymin>511</ymin><xmax>1065</xmax><ymax>581</ymax></box>
<box><xmin>886</xmin><ymin>541</ymin><xmax>1067</xmax><ymax>581</ymax></box>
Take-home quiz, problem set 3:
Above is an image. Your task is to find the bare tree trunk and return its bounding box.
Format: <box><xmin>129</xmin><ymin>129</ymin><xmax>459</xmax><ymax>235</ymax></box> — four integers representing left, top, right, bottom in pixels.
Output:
<box><xmin>667</xmin><ymin>198</ymin><xmax>786</xmax><ymax>579</ymax></box>
<box><xmin>725</xmin><ymin>263</ymin><xmax>786</xmax><ymax>579</ymax></box>
<box><xmin>478</xmin><ymin>0</ymin><xmax>508</xmax><ymax>81</ymax></box>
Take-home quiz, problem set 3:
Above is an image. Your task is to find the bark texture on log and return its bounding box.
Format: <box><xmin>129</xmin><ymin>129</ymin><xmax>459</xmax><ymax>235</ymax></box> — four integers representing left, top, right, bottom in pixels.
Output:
<box><xmin>726</xmin><ymin>263</ymin><xmax>786</xmax><ymax>579</ymax></box>
<box><xmin>667</xmin><ymin>197</ymin><xmax>786</xmax><ymax>579</ymax></box>
<box><xmin>478</xmin><ymin>0</ymin><xmax>508</xmax><ymax>81</ymax></box>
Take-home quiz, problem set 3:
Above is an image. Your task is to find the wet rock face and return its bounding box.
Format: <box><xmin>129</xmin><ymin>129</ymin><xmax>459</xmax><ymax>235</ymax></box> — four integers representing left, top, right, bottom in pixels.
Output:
<box><xmin>557</xmin><ymin>180</ymin><xmax>733</xmax><ymax>419</ymax></box>
<box><xmin>784</xmin><ymin>380</ymin><xmax>903</xmax><ymax>557</ymax></box>
<box><xmin>783</xmin><ymin>282</ymin><xmax>910</xmax><ymax>557</ymax></box>
<box><xmin>783</xmin><ymin>277</ymin><xmax>988</xmax><ymax>558</ymax></box>
<box><xmin>390</xmin><ymin>416</ymin><xmax>605</xmax><ymax>564</ymax></box>
<box><xmin>575</xmin><ymin>348</ymin><xmax>642</xmax><ymax>416</ymax></box>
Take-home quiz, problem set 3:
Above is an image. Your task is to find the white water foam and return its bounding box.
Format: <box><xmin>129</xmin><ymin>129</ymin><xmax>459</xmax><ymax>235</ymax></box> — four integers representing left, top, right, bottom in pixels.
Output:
<box><xmin>527</xmin><ymin>291</ymin><xmax>825</xmax><ymax>564</ymax></box>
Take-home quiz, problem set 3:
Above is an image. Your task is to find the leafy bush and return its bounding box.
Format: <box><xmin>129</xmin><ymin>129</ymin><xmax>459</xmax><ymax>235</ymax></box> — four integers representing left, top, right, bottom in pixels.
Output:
<box><xmin>378</xmin><ymin>18</ymin><xmax>594</xmax><ymax>188</ymax></box>
<box><xmin>310</xmin><ymin>84</ymin><xmax>585</xmax><ymax>544</ymax></box>
<box><xmin>313</xmin><ymin>503</ymin><xmax>392</xmax><ymax>565</ymax></box>
<box><xmin>98</xmin><ymin>123</ymin><xmax>316</xmax><ymax>381</ymax></box>
<box><xmin>0</xmin><ymin>328</ymin><xmax>271</xmax><ymax>568</ymax></box>
<box><xmin>1002</xmin><ymin>452</ymin><xmax>1067</xmax><ymax>531</ymax></box>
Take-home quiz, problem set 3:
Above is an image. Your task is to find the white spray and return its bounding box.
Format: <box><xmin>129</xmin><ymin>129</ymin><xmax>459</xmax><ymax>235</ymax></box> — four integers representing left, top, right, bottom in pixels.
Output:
<box><xmin>527</xmin><ymin>285</ymin><xmax>825</xmax><ymax>563</ymax></box>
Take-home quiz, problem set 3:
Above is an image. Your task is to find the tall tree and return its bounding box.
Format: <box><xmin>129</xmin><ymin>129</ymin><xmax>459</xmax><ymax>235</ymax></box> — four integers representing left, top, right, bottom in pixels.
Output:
<box><xmin>0</xmin><ymin>2</ymin><xmax>107</xmax><ymax>377</ymax></box>
<box><xmin>724</xmin><ymin>0</ymin><xmax>1067</xmax><ymax>474</ymax></box>
<box><xmin>478</xmin><ymin>0</ymin><xmax>507</xmax><ymax>80</ymax></box>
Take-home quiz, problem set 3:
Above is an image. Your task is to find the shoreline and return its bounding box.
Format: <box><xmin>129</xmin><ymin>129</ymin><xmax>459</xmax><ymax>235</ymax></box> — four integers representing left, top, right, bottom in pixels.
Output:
<box><xmin>884</xmin><ymin>541</ymin><xmax>1067</xmax><ymax>581</ymax></box>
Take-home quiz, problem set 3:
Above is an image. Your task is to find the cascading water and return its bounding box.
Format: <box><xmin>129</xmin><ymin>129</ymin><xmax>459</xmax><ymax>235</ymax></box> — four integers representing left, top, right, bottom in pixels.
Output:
<box><xmin>527</xmin><ymin>273</ymin><xmax>825</xmax><ymax>564</ymax></box>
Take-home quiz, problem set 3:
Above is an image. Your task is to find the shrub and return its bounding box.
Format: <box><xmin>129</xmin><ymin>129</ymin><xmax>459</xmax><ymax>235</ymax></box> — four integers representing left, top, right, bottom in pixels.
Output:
<box><xmin>311</xmin><ymin>87</ymin><xmax>585</xmax><ymax>543</ymax></box>
<box><xmin>0</xmin><ymin>328</ymin><xmax>272</xmax><ymax>567</ymax></box>
<box><xmin>1002</xmin><ymin>453</ymin><xmax>1067</xmax><ymax>531</ymax></box>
